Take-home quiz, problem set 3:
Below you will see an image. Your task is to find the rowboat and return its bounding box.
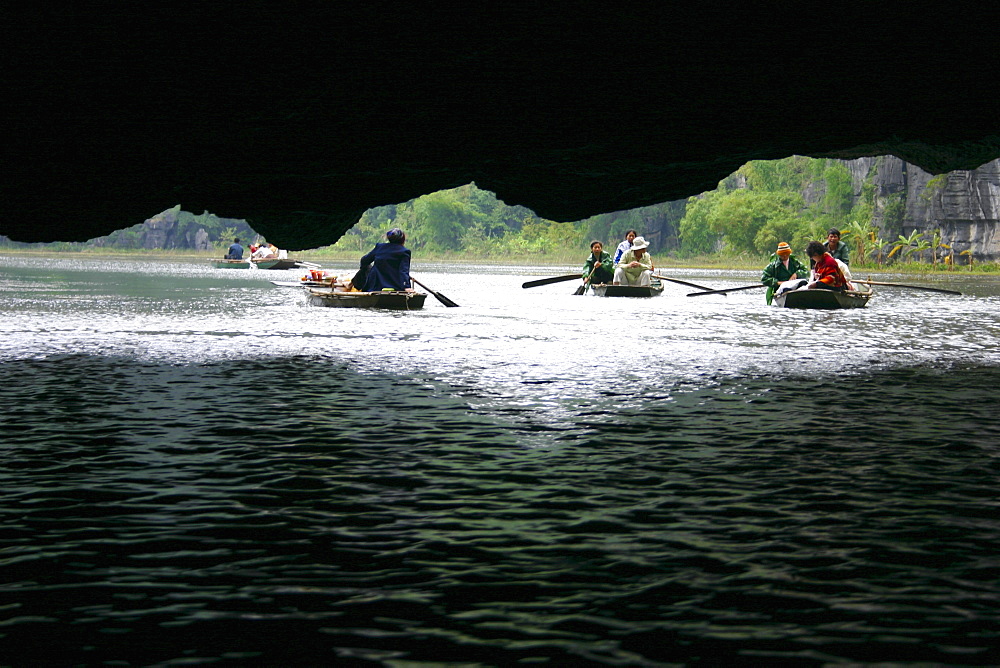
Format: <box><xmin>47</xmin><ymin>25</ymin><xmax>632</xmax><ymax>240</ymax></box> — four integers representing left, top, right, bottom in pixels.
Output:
<box><xmin>211</xmin><ymin>258</ymin><xmax>305</xmax><ymax>270</ymax></box>
<box><xmin>773</xmin><ymin>288</ymin><xmax>872</xmax><ymax>309</ymax></box>
<box><xmin>253</xmin><ymin>258</ymin><xmax>303</xmax><ymax>270</ymax></box>
<box><xmin>212</xmin><ymin>259</ymin><xmax>251</xmax><ymax>269</ymax></box>
<box><xmin>590</xmin><ymin>280</ymin><xmax>664</xmax><ymax>297</ymax></box>
<box><xmin>271</xmin><ymin>280</ymin><xmax>331</xmax><ymax>288</ymax></box>
<box><xmin>307</xmin><ymin>288</ymin><xmax>426</xmax><ymax>310</ymax></box>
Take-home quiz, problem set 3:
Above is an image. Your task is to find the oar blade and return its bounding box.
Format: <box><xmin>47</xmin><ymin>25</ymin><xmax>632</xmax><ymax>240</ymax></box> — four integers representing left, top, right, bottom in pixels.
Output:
<box><xmin>522</xmin><ymin>274</ymin><xmax>581</xmax><ymax>289</ymax></box>
<box><xmin>852</xmin><ymin>280</ymin><xmax>961</xmax><ymax>296</ymax></box>
<box><xmin>686</xmin><ymin>284</ymin><xmax>764</xmax><ymax>297</ymax></box>
<box><xmin>651</xmin><ymin>274</ymin><xmax>719</xmax><ymax>293</ymax></box>
<box><xmin>410</xmin><ymin>276</ymin><xmax>460</xmax><ymax>307</ymax></box>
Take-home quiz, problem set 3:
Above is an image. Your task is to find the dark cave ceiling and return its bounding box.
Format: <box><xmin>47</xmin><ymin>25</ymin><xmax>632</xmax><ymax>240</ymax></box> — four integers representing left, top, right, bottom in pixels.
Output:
<box><xmin>2</xmin><ymin>5</ymin><xmax>998</xmax><ymax>249</ymax></box>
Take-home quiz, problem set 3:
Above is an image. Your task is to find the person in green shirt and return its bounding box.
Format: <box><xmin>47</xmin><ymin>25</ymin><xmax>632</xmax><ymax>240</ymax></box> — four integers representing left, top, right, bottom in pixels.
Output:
<box><xmin>823</xmin><ymin>228</ymin><xmax>850</xmax><ymax>264</ymax></box>
<box><xmin>761</xmin><ymin>241</ymin><xmax>809</xmax><ymax>305</ymax></box>
<box><xmin>582</xmin><ymin>240</ymin><xmax>614</xmax><ymax>289</ymax></box>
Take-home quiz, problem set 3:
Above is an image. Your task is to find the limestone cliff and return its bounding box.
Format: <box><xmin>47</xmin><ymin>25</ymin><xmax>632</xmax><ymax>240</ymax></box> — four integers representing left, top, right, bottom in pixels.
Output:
<box><xmin>845</xmin><ymin>156</ymin><xmax>1000</xmax><ymax>261</ymax></box>
<box><xmin>87</xmin><ymin>206</ymin><xmax>259</xmax><ymax>251</ymax></box>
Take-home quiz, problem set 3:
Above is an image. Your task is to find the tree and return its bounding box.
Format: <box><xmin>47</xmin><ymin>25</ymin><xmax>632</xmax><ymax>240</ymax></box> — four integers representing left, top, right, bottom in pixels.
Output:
<box><xmin>887</xmin><ymin>230</ymin><xmax>925</xmax><ymax>263</ymax></box>
<box><xmin>413</xmin><ymin>191</ymin><xmax>470</xmax><ymax>251</ymax></box>
<box><xmin>678</xmin><ymin>191</ymin><xmax>722</xmax><ymax>255</ymax></box>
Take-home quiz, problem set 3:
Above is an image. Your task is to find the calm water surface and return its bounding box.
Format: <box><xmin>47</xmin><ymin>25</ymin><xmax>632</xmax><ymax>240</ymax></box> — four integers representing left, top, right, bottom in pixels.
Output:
<box><xmin>2</xmin><ymin>255</ymin><xmax>1000</xmax><ymax>665</ymax></box>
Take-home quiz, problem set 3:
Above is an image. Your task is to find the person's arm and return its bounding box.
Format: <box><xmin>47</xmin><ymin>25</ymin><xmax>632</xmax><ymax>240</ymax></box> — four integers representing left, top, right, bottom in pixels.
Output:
<box><xmin>399</xmin><ymin>249</ymin><xmax>411</xmax><ymax>289</ymax></box>
<box><xmin>613</xmin><ymin>243</ymin><xmax>626</xmax><ymax>264</ymax></box>
<box><xmin>761</xmin><ymin>262</ymin><xmax>778</xmax><ymax>288</ymax></box>
<box><xmin>582</xmin><ymin>256</ymin><xmax>595</xmax><ymax>279</ymax></box>
<box><xmin>638</xmin><ymin>254</ymin><xmax>653</xmax><ymax>271</ymax></box>
<box><xmin>359</xmin><ymin>246</ymin><xmax>376</xmax><ymax>269</ymax></box>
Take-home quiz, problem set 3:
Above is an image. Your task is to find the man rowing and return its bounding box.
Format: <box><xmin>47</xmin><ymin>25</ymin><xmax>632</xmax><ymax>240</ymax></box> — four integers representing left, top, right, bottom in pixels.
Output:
<box><xmin>761</xmin><ymin>241</ymin><xmax>809</xmax><ymax>305</ymax></box>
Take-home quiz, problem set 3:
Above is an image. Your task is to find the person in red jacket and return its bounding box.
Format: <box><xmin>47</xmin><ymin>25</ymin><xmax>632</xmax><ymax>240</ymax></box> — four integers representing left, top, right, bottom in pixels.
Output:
<box><xmin>805</xmin><ymin>241</ymin><xmax>848</xmax><ymax>291</ymax></box>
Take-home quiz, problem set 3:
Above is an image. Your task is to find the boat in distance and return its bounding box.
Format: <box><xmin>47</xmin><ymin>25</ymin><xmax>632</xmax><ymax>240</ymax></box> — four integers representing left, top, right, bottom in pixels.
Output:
<box><xmin>307</xmin><ymin>288</ymin><xmax>427</xmax><ymax>310</ymax></box>
<box><xmin>211</xmin><ymin>258</ymin><xmax>307</xmax><ymax>270</ymax></box>
<box><xmin>773</xmin><ymin>288</ymin><xmax>872</xmax><ymax>309</ymax></box>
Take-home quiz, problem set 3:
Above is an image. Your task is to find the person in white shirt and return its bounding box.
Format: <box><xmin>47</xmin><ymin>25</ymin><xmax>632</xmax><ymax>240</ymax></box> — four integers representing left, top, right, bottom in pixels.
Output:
<box><xmin>613</xmin><ymin>229</ymin><xmax>638</xmax><ymax>265</ymax></box>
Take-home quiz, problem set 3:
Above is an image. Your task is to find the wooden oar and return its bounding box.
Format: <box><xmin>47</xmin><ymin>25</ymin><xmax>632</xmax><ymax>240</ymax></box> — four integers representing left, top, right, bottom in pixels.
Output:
<box><xmin>522</xmin><ymin>274</ymin><xmax>581</xmax><ymax>289</ymax></box>
<box><xmin>651</xmin><ymin>274</ymin><xmax>719</xmax><ymax>293</ymax></box>
<box><xmin>686</xmin><ymin>284</ymin><xmax>765</xmax><ymax>297</ymax></box>
<box><xmin>410</xmin><ymin>276</ymin><xmax>459</xmax><ymax>307</ymax></box>
<box><xmin>574</xmin><ymin>268</ymin><xmax>597</xmax><ymax>295</ymax></box>
<box><xmin>850</xmin><ymin>279</ymin><xmax>962</xmax><ymax>296</ymax></box>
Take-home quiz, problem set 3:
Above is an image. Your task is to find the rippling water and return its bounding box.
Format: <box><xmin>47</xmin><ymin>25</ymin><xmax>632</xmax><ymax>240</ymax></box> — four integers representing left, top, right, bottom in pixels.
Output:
<box><xmin>2</xmin><ymin>255</ymin><xmax>1000</xmax><ymax>665</ymax></box>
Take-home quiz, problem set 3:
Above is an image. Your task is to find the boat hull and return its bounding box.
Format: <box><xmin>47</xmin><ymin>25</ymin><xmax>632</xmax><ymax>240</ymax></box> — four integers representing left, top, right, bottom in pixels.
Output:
<box><xmin>212</xmin><ymin>259</ymin><xmax>250</xmax><ymax>269</ymax></box>
<box><xmin>253</xmin><ymin>258</ymin><xmax>302</xmax><ymax>270</ymax></box>
<box><xmin>774</xmin><ymin>289</ymin><xmax>871</xmax><ymax>309</ymax></box>
<box><xmin>212</xmin><ymin>258</ymin><xmax>304</xmax><ymax>270</ymax></box>
<box><xmin>591</xmin><ymin>283</ymin><xmax>664</xmax><ymax>297</ymax></box>
<box><xmin>307</xmin><ymin>289</ymin><xmax>426</xmax><ymax>310</ymax></box>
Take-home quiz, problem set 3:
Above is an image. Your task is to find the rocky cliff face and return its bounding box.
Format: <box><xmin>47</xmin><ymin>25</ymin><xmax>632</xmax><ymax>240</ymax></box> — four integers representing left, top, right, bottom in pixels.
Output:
<box><xmin>848</xmin><ymin>157</ymin><xmax>1000</xmax><ymax>261</ymax></box>
<box><xmin>137</xmin><ymin>208</ymin><xmax>256</xmax><ymax>251</ymax></box>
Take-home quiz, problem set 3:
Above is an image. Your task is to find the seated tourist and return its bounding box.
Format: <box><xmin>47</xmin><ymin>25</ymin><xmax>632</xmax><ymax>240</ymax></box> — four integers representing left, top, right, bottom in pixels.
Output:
<box><xmin>613</xmin><ymin>236</ymin><xmax>653</xmax><ymax>286</ymax></box>
<box><xmin>613</xmin><ymin>229</ymin><xmax>638</xmax><ymax>265</ymax></box>
<box><xmin>805</xmin><ymin>240</ymin><xmax>849</xmax><ymax>291</ymax></box>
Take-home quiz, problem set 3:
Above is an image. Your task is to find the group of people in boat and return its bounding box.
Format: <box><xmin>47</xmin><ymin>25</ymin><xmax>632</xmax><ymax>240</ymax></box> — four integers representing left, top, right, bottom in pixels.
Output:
<box><xmin>223</xmin><ymin>238</ymin><xmax>286</xmax><ymax>261</ymax></box>
<box><xmin>761</xmin><ymin>228</ymin><xmax>854</xmax><ymax>304</ymax></box>
<box><xmin>581</xmin><ymin>229</ymin><xmax>655</xmax><ymax>289</ymax></box>
<box><xmin>581</xmin><ymin>227</ymin><xmax>856</xmax><ymax>304</ymax></box>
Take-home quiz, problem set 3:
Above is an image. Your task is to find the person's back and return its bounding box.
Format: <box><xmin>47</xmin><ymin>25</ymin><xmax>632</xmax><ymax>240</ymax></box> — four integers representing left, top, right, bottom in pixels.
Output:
<box><xmin>358</xmin><ymin>228</ymin><xmax>411</xmax><ymax>291</ymax></box>
<box><xmin>225</xmin><ymin>239</ymin><xmax>244</xmax><ymax>260</ymax></box>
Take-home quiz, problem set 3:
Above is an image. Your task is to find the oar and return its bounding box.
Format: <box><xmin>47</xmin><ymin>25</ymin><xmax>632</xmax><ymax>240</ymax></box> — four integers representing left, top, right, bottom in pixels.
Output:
<box><xmin>850</xmin><ymin>279</ymin><xmax>962</xmax><ymax>296</ymax></box>
<box><xmin>686</xmin><ymin>284</ymin><xmax>765</xmax><ymax>297</ymax></box>
<box><xmin>651</xmin><ymin>274</ymin><xmax>719</xmax><ymax>293</ymax></box>
<box><xmin>410</xmin><ymin>276</ymin><xmax>459</xmax><ymax>307</ymax></box>
<box><xmin>574</xmin><ymin>268</ymin><xmax>597</xmax><ymax>295</ymax></box>
<box><xmin>522</xmin><ymin>274</ymin><xmax>581</xmax><ymax>289</ymax></box>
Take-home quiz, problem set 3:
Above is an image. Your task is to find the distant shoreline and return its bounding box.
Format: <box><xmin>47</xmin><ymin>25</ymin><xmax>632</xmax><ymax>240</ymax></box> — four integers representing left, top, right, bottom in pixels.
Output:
<box><xmin>2</xmin><ymin>247</ymin><xmax>996</xmax><ymax>276</ymax></box>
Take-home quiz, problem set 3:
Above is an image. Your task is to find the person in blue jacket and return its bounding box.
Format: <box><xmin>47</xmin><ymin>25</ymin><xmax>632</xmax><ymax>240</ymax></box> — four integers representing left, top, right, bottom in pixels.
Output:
<box><xmin>224</xmin><ymin>238</ymin><xmax>244</xmax><ymax>259</ymax></box>
<box><xmin>355</xmin><ymin>228</ymin><xmax>412</xmax><ymax>292</ymax></box>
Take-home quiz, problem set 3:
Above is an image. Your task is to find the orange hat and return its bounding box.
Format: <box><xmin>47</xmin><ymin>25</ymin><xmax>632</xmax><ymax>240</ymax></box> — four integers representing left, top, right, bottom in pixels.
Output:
<box><xmin>776</xmin><ymin>242</ymin><xmax>792</xmax><ymax>256</ymax></box>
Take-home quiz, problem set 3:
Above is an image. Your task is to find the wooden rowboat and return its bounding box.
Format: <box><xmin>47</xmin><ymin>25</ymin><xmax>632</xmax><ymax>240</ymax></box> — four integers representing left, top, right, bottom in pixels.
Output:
<box><xmin>211</xmin><ymin>258</ymin><xmax>305</xmax><ymax>270</ymax></box>
<box><xmin>773</xmin><ymin>288</ymin><xmax>872</xmax><ymax>309</ymax></box>
<box><xmin>212</xmin><ymin>259</ymin><xmax>251</xmax><ymax>269</ymax></box>
<box><xmin>307</xmin><ymin>288</ymin><xmax>426</xmax><ymax>310</ymax></box>
<box><xmin>590</xmin><ymin>281</ymin><xmax>664</xmax><ymax>297</ymax></box>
